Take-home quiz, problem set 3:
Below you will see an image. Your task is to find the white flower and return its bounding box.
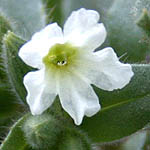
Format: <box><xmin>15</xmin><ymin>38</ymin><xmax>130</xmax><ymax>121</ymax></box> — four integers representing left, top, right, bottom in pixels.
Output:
<box><xmin>19</xmin><ymin>8</ymin><xmax>134</xmax><ymax>125</ymax></box>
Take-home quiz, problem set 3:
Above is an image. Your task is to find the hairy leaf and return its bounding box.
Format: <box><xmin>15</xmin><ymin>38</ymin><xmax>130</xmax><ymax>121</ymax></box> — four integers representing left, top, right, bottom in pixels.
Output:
<box><xmin>2</xmin><ymin>31</ymin><xmax>32</xmax><ymax>104</ymax></box>
<box><xmin>0</xmin><ymin>114</ymin><xmax>33</xmax><ymax>150</ymax></box>
<box><xmin>0</xmin><ymin>0</ymin><xmax>45</xmax><ymax>39</ymax></box>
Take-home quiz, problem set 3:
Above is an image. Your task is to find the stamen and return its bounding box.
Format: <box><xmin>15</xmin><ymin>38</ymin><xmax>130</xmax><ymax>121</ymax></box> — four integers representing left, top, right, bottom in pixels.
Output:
<box><xmin>57</xmin><ymin>60</ymin><xmax>67</xmax><ymax>66</ymax></box>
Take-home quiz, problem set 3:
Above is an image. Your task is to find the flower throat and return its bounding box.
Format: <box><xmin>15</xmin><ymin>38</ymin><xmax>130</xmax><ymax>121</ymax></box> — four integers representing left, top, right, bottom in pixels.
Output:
<box><xmin>43</xmin><ymin>43</ymin><xmax>78</xmax><ymax>69</ymax></box>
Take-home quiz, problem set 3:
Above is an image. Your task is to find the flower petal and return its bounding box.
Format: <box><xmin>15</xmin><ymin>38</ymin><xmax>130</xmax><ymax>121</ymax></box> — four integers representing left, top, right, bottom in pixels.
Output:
<box><xmin>81</xmin><ymin>23</ymin><xmax>106</xmax><ymax>51</ymax></box>
<box><xmin>86</xmin><ymin>47</ymin><xmax>134</xmax><ymax>91</ymax></box>
<box><xmin>19</xmin><ymin>23</ymin><xmax>64</xmax><ymax>69</ymax></box>
<box><xmin>32</xmin><ymin>23</ymin><xmax>63</xmax><ymax>41</ymax></box>
<box><xmin>58</xmin><ymin>74</ymin><xmax>100</xmax><ymax>125</ymax></box>
<box><xmin>64</xmin><ymin>8</ymin><xmax>100</xmax><ymax>35</ymax></box>
<box><xmin>64</xmin><ymin>8</ymin><xmax>106</xmax><ymax>51</ymax></box>
<box><xmin>24</xmin><ymin>69</ymin><xmax>57</xmax><ymax>115</ymax></box>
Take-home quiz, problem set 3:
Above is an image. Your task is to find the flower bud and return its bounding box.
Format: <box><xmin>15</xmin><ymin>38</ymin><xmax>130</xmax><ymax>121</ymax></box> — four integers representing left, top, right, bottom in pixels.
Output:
<box><xmin>23</xmin><ymin>113</ymin><xmax>62</xmax><ymax>149</ymax></box>
<box><xmin>23</xmin><ymin>112</ymin><xmax>92</xmax><ymax>150</ymax></box>
<box><xmin>58</xmin><ymin>128</ymin><xmax>92</xmax><ymax>150</ymax></box>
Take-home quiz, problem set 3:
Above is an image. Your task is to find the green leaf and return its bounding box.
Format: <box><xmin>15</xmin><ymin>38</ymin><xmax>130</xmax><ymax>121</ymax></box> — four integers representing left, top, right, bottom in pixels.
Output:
<box><xmin>0</xmin><ymin>16</ymin><xmax>25</xmax><ymax>143</ymax></box>
<box><xmin>0</xmin><ymin>114</ymin><xmax>33</xmax><ymax>150</ymax></box>
<box><xmin>0</xmin><ymin>14</ymin><xmax>23</xmax><ymax>120</ymax></box>
<box><xmin>136</xmin><ymin>8</ymin><xmax>150</xmax><ymax>36</ymax></box>
<box><xmin>0</xmin><ymin>83</ymin><xmax>23</xmax><ymax>119</ymax></box>
<box><xmin>81</xmin><ymin>64</ymin><xmax>150</xmax><ymax>143</ymax></box>
<box><xmin>0</xmin><ymin>15</ymin><xmax>11</xmax><ymax>40</ymax></box>
<box><xmin>94</xmin><ymin>129</ymin><xmax>148</xmax><ymax>150</ymax></box>
<box><xmin>0</xmin><ymin>0</ymin><xmax>45</xmax><ymax>39</ymax></box>
<box><xmin>0</xmin><ymin>14</ymin><xmax>11</xmax><ymax>79</ymax></box>
<box><xmin>2</xmin><ymin>31</ymin><xmax>31</xmax><ymax>104</ymax></box>
<box><xmin>102</xmin><ymin>0</ymin><xmax>150</xmax><ymax>62</ymax></box>
<box><xmin>42</xmin><ymin>0</ymin><xmax>63</xmax><ymax>25</ymax></box>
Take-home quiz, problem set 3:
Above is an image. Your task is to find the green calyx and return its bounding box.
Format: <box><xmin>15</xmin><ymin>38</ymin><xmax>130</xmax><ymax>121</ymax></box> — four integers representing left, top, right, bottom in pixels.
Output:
<box><xmin>43</xmin><ymin>43</ymin><xmax>78</xmax><ymax>70</ymax></box>
<box><xmin>23</xmin><ymin>114</ymin><xmax>63</xmax><ymax>149</ymax></box>
<box><xmin>22</xmin><ymin>113</ymin><xmax>92</xmax><ymax>150</ymax></box>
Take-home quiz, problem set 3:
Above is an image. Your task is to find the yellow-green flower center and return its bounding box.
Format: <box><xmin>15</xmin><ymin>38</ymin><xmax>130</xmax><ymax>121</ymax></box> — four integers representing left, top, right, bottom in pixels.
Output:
<box><xmin>43</xmin><ymin>43</ymin><xmax>78</xmax><ymax>71</ymax></box>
